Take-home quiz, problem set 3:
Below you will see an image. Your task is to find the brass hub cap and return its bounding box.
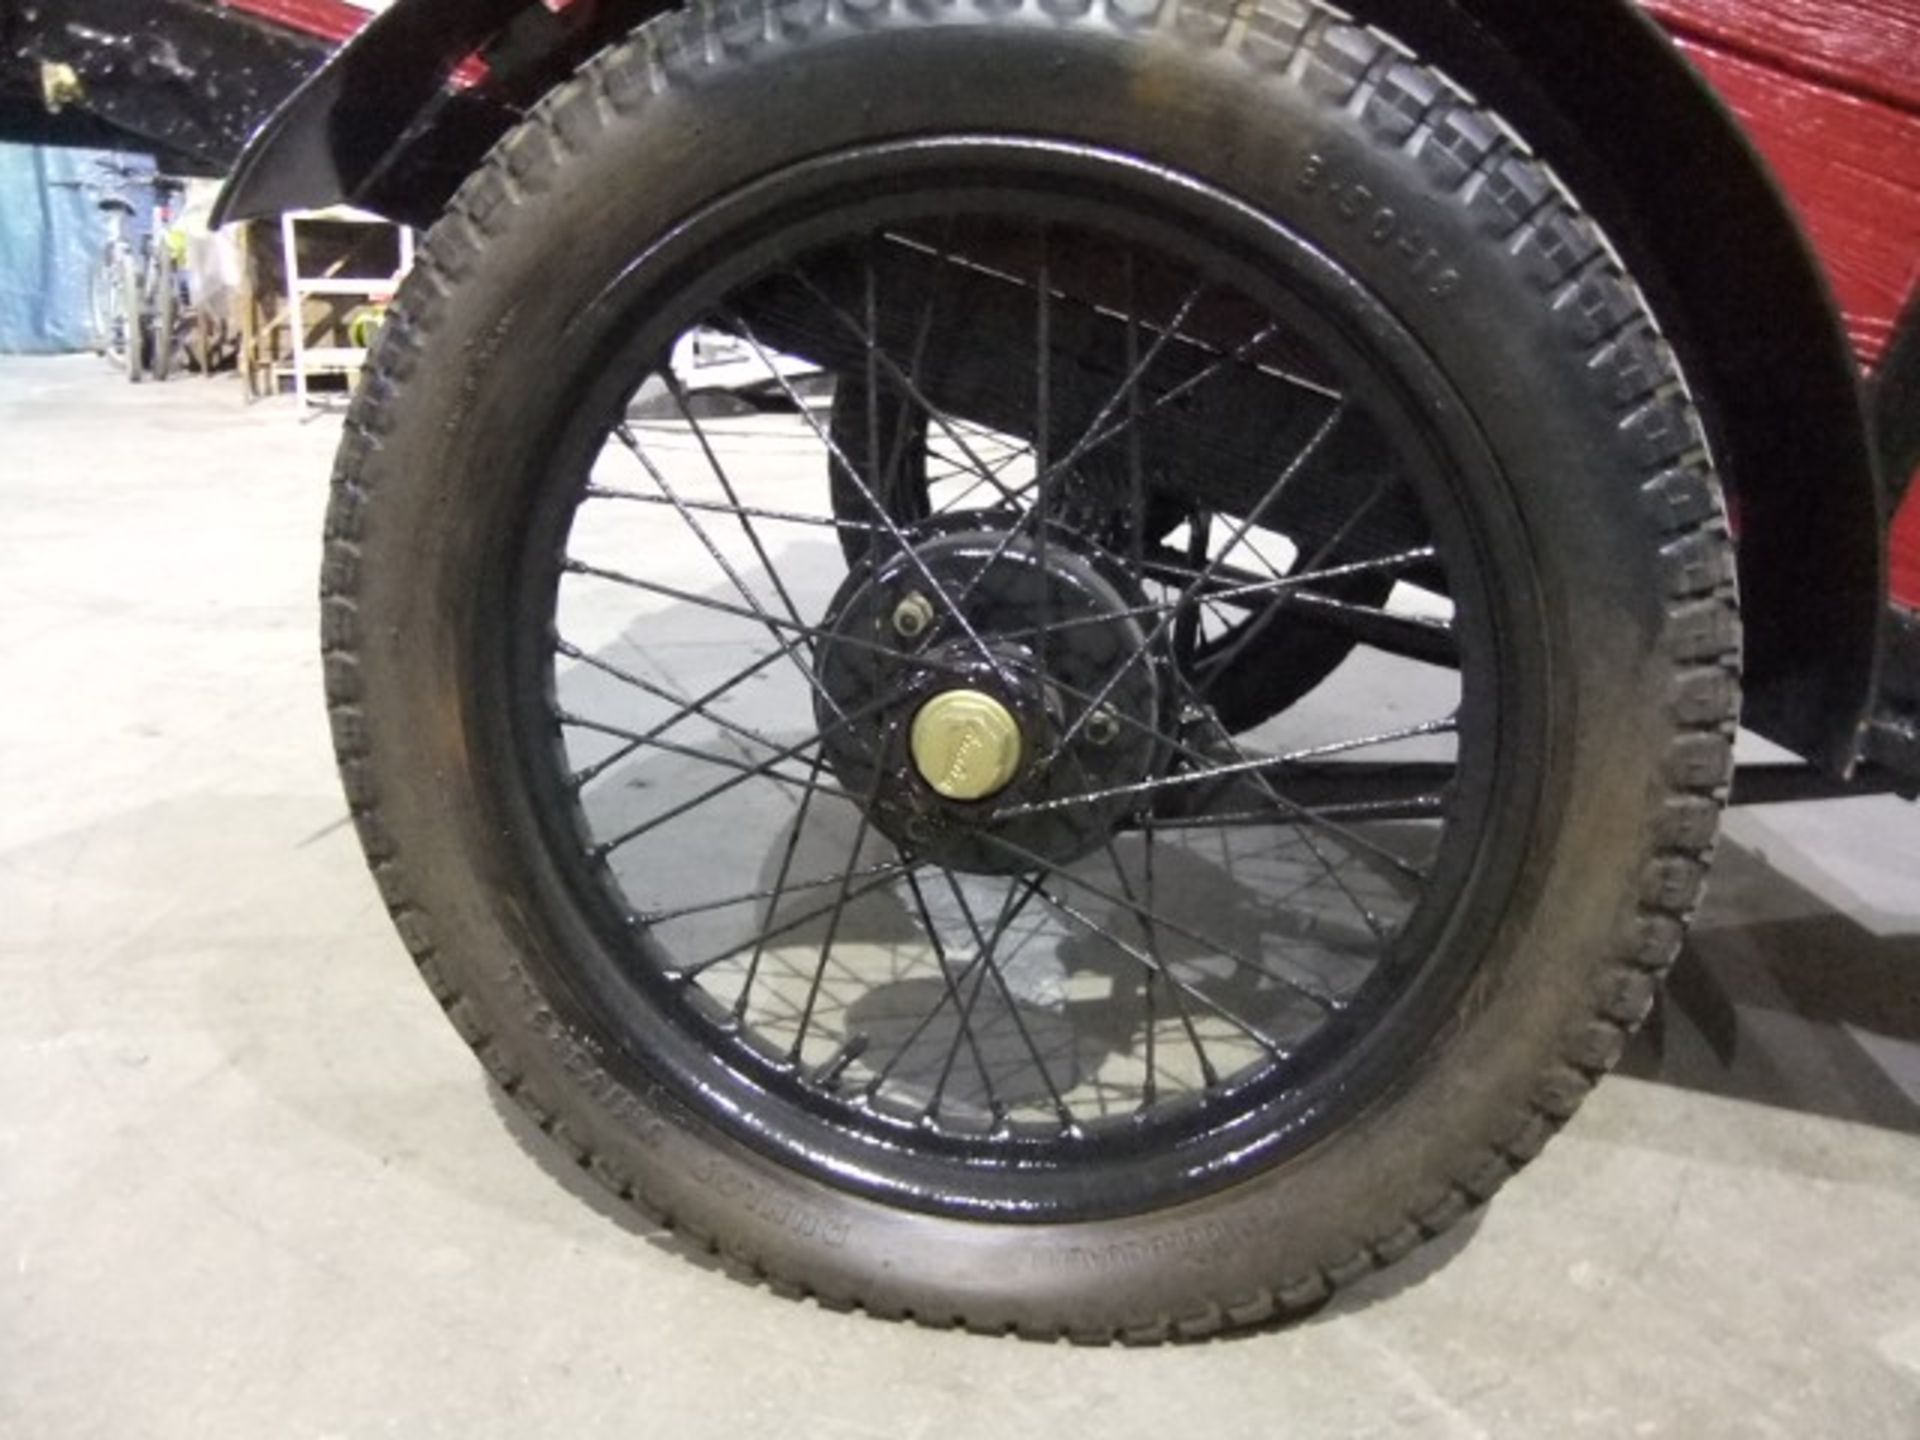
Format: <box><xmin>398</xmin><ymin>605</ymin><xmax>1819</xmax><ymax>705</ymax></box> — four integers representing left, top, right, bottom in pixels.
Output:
<box><xmin>813</xmin><ymin>529</ymin><xmax>1162</xmax><ymax>873</ymax></box>
<box><xmin>910</xmin><ymin>689</ymin><xmax>1023</xmax><ymax>801</ymax></box>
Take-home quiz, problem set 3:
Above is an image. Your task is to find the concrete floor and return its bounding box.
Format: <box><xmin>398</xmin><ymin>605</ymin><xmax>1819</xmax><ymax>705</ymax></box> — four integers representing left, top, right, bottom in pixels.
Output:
<box><xmin>3</xmin><ymin>353</ymin><xmax>1919</xmax><ymax>1437</ymax></box>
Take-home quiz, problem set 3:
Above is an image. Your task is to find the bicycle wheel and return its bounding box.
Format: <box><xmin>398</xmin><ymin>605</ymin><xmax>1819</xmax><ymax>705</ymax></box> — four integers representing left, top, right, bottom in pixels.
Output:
<box><xmin>151</xmin><ymin>241</ymin><xmax>179</xmax><ymax>383</ymax></box>
<box><xmin>87</xmin><ymin>248</ymin><xmax>115</xmax><ymax>357</ymax></box>
<box><xmin>120</xmin><ymin>247</ymin><xmax>142</xmax><ymax>383</ymax></box>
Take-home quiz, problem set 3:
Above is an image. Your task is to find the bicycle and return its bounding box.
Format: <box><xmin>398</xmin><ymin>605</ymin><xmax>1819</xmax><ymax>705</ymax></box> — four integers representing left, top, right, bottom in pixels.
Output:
<box><xmin>59</xmin><ymin>162</ymin><xmax>190</xmax><ymax>382</ymax></box>
<box><xmin>144</xmin><ymin>178</ymin><xmax>196</xmax><ymax>380</ymax></box>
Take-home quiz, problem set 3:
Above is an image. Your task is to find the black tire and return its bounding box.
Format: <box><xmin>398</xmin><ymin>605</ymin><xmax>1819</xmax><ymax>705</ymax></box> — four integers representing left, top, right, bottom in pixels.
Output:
<box><xmin>87</xmin><ymin>250</ymin><xmax>115</xmax><ymax>357</ymax></box>
<box><xmin>120</xmin><ymin>249</ymin><xmax>143</xmax><ymax>384</ymax></box>
<box><xmin>151</xmin><ymin>244</ymin><xmax>178</xmax><ymax>383</ymax></box>
<box><xmin>324</xmin><ymin>0</ymin><xmax>1740</xmax><ymax>1338</ymax></box>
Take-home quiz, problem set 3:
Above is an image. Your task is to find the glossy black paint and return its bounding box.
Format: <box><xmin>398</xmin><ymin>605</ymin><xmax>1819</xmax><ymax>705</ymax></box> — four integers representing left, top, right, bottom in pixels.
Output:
<box><xmin>208</xmin><ymin>0</ymin><xmax>575</xmax><ymax>227</ymax></box>
<box><xmin>211</xmin><ymin>0</ymin><xmax>1888</xmax><ymax>776</ymax></box>
<box><xmin>1865</xmin><ymin>606</ymin><xmax>1920</xmax><ymax>784</ymax></box>
<box><xmin>1861</xmin><ymin>290</ymin><xmax>1920</xmax><ymax>785</ymax></box>
<box><xmin>1876</xmin><ymin>291</ymin><xmax>1920</xmax><ymax>507</ymax></box>
<box><xmin>5</xmin><ymin>0</ymin><xmax>331</xmax><ymax>174</ymax></box>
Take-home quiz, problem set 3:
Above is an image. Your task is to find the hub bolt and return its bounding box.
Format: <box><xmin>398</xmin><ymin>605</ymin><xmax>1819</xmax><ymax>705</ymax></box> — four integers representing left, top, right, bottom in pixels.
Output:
<box><xmin>892</xmin><ymin>592</ymin><xmax>936</xmax><ymax>641</ymax></box>
<box><xmin>1085</xmin><ymin>707</ymin><xmax>1122</xmax><ymax>747</ymax></box>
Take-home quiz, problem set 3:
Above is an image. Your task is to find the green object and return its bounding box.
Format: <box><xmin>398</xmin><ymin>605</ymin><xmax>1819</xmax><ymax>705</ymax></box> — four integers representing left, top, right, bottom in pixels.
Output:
<box><xmin>347</xmin><ymin>304</ymin><xmax>388</xmax><ymax>349</ymax></box>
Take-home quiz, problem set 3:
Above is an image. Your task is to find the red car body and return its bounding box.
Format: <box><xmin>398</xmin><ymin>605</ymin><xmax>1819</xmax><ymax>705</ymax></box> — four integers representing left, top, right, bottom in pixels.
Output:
<box><xmin>1642</xmin><ymin>0</ymin><xmax>1920</xmax><ymax>603</ymax></box>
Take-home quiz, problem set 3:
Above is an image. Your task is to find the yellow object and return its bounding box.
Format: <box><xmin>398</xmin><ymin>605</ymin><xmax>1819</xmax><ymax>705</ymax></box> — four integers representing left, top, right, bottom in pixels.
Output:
<box><xmin>347</xmin><ymin>304</ymin><xmax>388</xmax><ymax>349</ymax></box>
<box><xmin>40</xmin><ymin>62</ymin><xmax>82</xmax><ymax>112</ymax></box>
<box><xmin>910</xmin><ymin>690</ymin><xmax>1023</xmax><ymax>802</ymax></box>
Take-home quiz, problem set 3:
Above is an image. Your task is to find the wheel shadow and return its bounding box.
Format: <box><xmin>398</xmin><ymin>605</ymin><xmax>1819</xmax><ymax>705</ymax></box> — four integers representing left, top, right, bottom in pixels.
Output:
<box><xmin>1298</xmin><ymin>827</ymin><xmax>1920</xmax><ymax>1331</ymax></box>
<box><xmin>1616</xmin><ymin>834</ymin><xmax>1920</xmax><ymax>1138</ymax></box>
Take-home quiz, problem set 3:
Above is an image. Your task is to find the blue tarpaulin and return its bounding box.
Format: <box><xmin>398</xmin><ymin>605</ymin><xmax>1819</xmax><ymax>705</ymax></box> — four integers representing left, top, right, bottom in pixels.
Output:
<box><xmin>0</xmin><ymin>143</ymin><xmax>153</xmax><ymax>354</ymax></box>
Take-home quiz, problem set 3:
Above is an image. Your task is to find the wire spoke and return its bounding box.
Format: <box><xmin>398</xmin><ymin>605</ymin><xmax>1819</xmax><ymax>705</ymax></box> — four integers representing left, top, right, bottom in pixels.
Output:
<box><xmin>1056</xmin><ymin>284</ymin><xmax>1208</xmax><ymax>476</ymax></box>
<box><xmin>661</xmin><ymin>376</ymin><xmax>815</xmax><ymax>631</ymax></box>
<box><xmin>980</xmin><ymin>832</ymin><xmax>1348</xmax><ymax>1010</ymax></box>
<box><xmin>563</xmin><ymin>558</ymin><xmax>852</xmax><ymax>649</ymax></box>
<box><xmin>915</xmin><ymin>876</ymin><xmax>1033</xmax><ymax>1122</ymax></box>
<box><xmin>1035</xmin><ymin>221</ymin><xmax>1054</xmax><ymax>670</ymax></box>
<box><xmin>1032</xmin><ymin>881</ymin><xmax>1291</xmax><ymax>1064</ymax></box>
<box><xmin>641</xmin><ymin>855</ymin><xmax>915</xmax><ymax>927</ymax></box>
<box><xmin>1139</xmin><ymin>795</ymin><xmax>1448</xmax><ymax>829</ymax></box>
<box><xmin>901</xmin><ymin>871</ymin><xmax>1004</xmax><ymax>1119</ymax></box>
<box><xmin>901</xmin><ymin>275</ymin><xmax>1215</xmax><ymax>637</ymax></box>
<box><xmin>1222</xmin><ymin>739</ymin><xmax>1394</xmax><ymax>946</ymax></box>
<box><xmin>563</xmin><ymin>554</ymin><xmax>1224</xmax><ymax>766</ymax></box>
<box><xmin>862</xmin><ymin>874</ymin><xmax>1043</xmax><ymax>1102</ymax></box>
<box><xmin>566</xmin><ymin>640</ymin><xmax>795</xmax><ymax>791</ymax></box>
<box><xmin>585</xmin><ymin>483</ymin><xmax>888</xmax><ymax>538</ymax></box>
<box><xmin>787</xmin><ymin>761</ymin><xmax>892</xmax><ymax>1061</ymax></box>
<box><xmin>1284</xmin><ymin>590</ymin><xmax>1459</xmax><ymax>668</ymax></box>
<box><xmin>590</xmin><ymin>681</ymin><xmax>906</xmax><ymax>857</ymax></box>
<box><xmin>673</xmin><ymin>863</ymin><xmax>920</xmax><ymax>982</ymax></box>
<box><xmin>996</xmin><ymin>548</ymin><xmax>1441</xmax><ymax>644</ymax></box>
<box><xmin>876</xmin><ymin>218</ymin><xmax>957</xmax><ymax>512</ymax></box>
<box><xmin>1037</xmin><ymin>398</ymin><xmax>1352</xmax><ymax>767</ymax></box>
<box><xmin>559</xmin><ymin>639</ymin><xmax>796</xmax><ymax>764</ymax></box>
<box><xmin>614</xmin><ymin>420</ymin><xmax>849</xmax><ymax>723</ymax></box>
<box><xmin>1106</xmin><ymin>840</ymin><xmax>1215</xmax><ymax>1090</ymax></box>
<box><xmin>995</xmin><ymin>715</ymin><xmax>1459</xmax><ymax>822</ymax></box>
<box><xmin>926</xmin><ymin>445</ymin><xmax>1033</xmax><ymax>515</ymax></box>
<box><xmin>1166</xmin><ymin>661</ymin><xmax>1440</xmax><ymax>901</ymax></box>
<box><xmin>557</xmin><ymin>707</ymin><xmax>854</xmax><ymax>804</ymax></box>
<box><xmin>1190</xmin><ymin>470</ymin><xmax>1395</xmax><ymax>693</ymax></box>
<box><xmin>1072</xmin><ymin>320</ymin><xmax>1302</xmax><ymax>461</ymax></box>
<box><xmin>733</xmin><ymin>749</ymin><xmax>834</xmax><ymax>1018</ymax></box>
<box><xmin>784</xmin><ymin>263</ymin><xmax>1024</xmax><ymax>504</ymax></box>
<box><xmin>956</xmin><ymin>870</ymin><xmax>1079</xmax><ymax>1130</ymax></box>
<box><xmin>723</xmin><ymin>311</ymin><xmax>1025</xmax><ymax>692</ymax></box>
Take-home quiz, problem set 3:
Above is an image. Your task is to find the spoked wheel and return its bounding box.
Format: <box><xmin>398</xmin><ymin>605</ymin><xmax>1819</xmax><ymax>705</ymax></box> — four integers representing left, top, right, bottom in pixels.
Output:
<box><xmin>86</xmin><ymin>250</ymin><xmax>115</xmax><ymax>358</ymax></box>
<box><xmin>328</xmin><ymin>0</ymin><xmax>1739</xmax><ymax>1337</ymax></box>
<box><xmin>150</xmin><ymin>241</ymin><xmax>179</xmax><ymax>383</ymax></box>
<box><xmin>541</xmin><ymin>192</ymin><xmax>1499</xmax><ymax>1216</ymax></box>
<box><xmin>90</xmin><ymin>247</ymin><xmax>139</xmax><ymax>379</ymax></box>
<box><xmin>119</xmin><ymin>248</ymin><xmax>142</xmax><ymax>384</ymax></box>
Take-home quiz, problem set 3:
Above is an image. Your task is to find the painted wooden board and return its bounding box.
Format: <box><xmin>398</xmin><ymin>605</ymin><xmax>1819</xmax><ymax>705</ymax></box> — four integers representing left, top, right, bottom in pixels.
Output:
<box><xmin>1646</xmin><ymin>0</ymin><xmax>1920</xmax><ymax>603</ymax></box>
<box><xmin>1653</xmin><ymin>32</ymin><xmax>1920</xmax><ymax>367</ymax></box>
<box><xmin>220</xmin><ymin>0</ymin><xmax>373</xmax><ymax>46</ymax></box>
<box><xmin>1644</xmin><ymin>0</ymin><xmax>1920</xmax><ymax>111</ymax></box>
<box><xmin>1893</xmin><ymin>483</ymin><xmax>1920</xmax><ymax>610</ymax></box>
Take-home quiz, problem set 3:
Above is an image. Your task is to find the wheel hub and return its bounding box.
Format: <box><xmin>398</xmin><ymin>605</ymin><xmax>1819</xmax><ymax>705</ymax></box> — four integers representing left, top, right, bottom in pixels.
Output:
<box><xmin>814</xmin><ymin>526</ymin><xmax>1164</xmax><ymax>873</ymax></box>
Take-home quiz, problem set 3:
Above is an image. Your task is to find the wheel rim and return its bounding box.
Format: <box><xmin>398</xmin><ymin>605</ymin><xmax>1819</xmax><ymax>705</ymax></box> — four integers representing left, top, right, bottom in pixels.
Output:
<box><xmin>483</xmin><ymin>140</ymin><xmax>1547</xmax><ymax>1221</ymax></box>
